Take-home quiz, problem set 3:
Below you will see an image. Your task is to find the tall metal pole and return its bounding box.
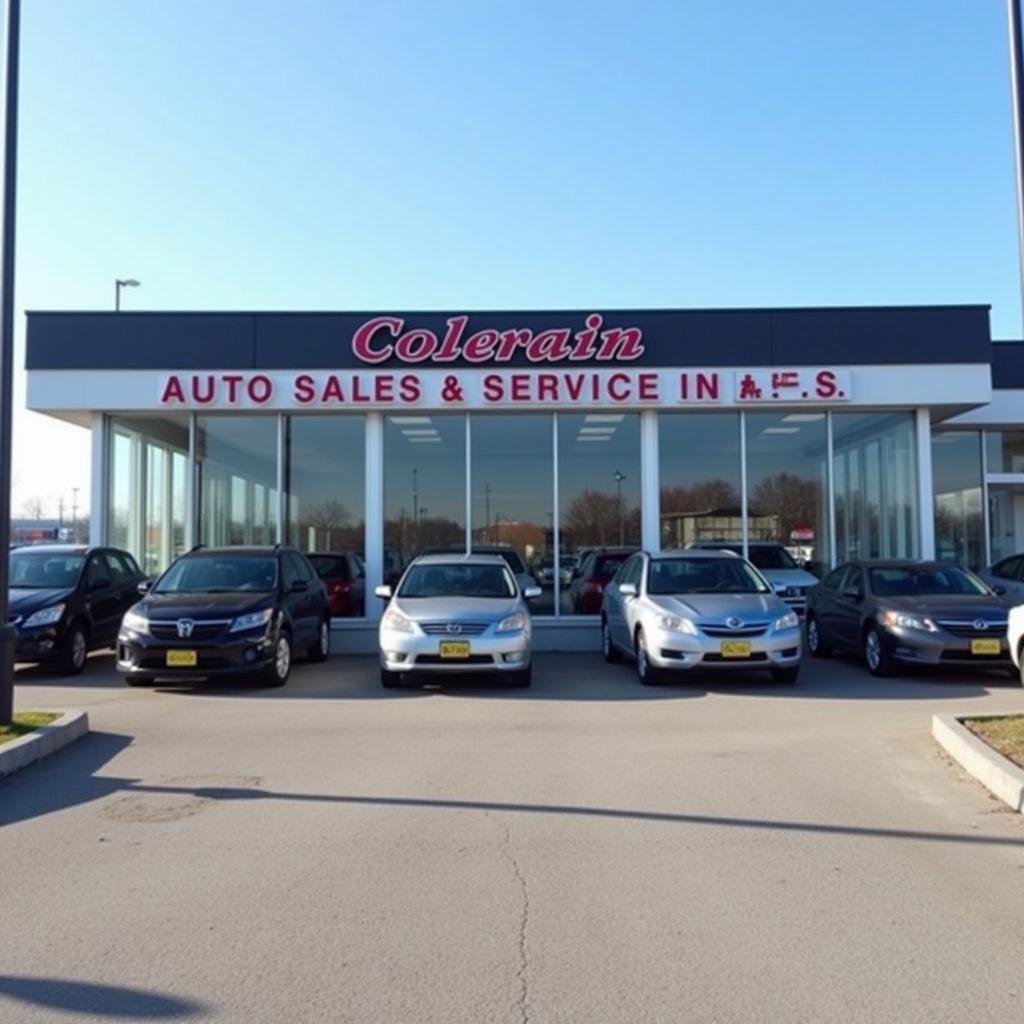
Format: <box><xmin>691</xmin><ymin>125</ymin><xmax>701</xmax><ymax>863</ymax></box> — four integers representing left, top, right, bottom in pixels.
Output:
<box><xmin>1008</xmin><ymin>0</ymin><xmax>1024</xmax><ymax>330</ymax></box>
<box><xmin>115</xmin><ymin>280</ymin><xmax>120</xmax><ymax>311</ymax></box>
<box><xmin>0</xmin><ymin>0</ymin><xmax>21</xmax><ymax>725</ymax></box>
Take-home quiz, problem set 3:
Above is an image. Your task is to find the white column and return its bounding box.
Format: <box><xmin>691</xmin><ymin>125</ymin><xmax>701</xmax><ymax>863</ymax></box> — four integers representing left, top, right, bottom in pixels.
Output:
<box><xmin>916</xmin><ymin>407</ymin><xmax>935</xmax><ymax>559</ymax></box>
<box><xmin>184</xmin><ymin>415</ymin><xmax>196</xmax><ymax>549</ymax></box>
<box><xmin>640</xmin><ymin>410</ymin><xmax>660</xmax><ymax>551</ymax></box>
<box><xmin>826</xmin><ymin>412</ymin><xmax>837</xmax><ymax>569</ymax></box>
<box><xmin>89</xmin><ymin>413</ymin><xmax>107</xmax><ymax>545</ymax></box>
<box><xmin>364</xmin><ymin>413</ymin><xmax>384</xmax><ymax>622</ymax></box>
<box><xmin>739</xmin><ymin>411</ymin><xmax>749</xmax><ymax>557</ymax></box>
<box><xmin>275</xmin><ymin>414</ymin><xmax>286</xmax><ymax>544</ymax></box>
<box><xmin>981</xmin><ymin>429</ymin><xmax>992</xmax><ymax>567</ymax></box>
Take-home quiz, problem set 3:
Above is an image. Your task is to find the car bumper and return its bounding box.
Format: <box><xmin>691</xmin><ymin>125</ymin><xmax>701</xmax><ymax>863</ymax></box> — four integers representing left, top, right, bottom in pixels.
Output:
<box><xmin>379</xmin><ymin>629</ymin><xmax>531</xmax><ymax>674</ymax></box>
<box><xmin>645</xmin><ymin>626</ymin><xmax>803</xmax><ymax>671</ymax></box>
<box><xmin>883</xmin><ymin>627</ymin><xmax>1013</xmax><ymax>668</ymax></box>
<box><xmin>13</xmin><ymin>626</ymin><xmax>61</xmax><ymax>662</ymax></box>
<box><xmin>116</xmin><ymin>629</ymin><xmax>276</xmax><ymax>680</ymax></box>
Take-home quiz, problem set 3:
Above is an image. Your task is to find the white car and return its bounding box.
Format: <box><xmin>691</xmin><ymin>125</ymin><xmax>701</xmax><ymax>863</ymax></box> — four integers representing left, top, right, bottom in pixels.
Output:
<box><xmin>1010</xmin><ymin>603</ymin><xmax>1024</xmax><ymax>685</ymax></box>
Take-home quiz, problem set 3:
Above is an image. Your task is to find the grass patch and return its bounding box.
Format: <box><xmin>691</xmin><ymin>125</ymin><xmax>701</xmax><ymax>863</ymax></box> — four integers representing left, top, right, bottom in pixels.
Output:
<box><xmin>965</xmin><ymin>716</ymin><xmax>1024</xmax><ymax>771</ymax></box>
<box><xmin>0</xmin><ymin>711</ymin><xmax>60</xmax><ymax>748</ymax></box>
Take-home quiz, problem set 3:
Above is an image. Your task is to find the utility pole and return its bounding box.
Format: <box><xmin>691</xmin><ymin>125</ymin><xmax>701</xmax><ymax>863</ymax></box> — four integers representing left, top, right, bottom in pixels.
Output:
<box><xmin>71</xmin><ymin>486</ymin><xmax>79</xmax><ymax>541</ymax></box>
<box><xmin>1008</xmin><ymin>0</ymin><xmax>1024</xmax><ymax>328</ymax></box>
<box><xmin>0</xmin><ymin>0</ymin><xmax>21</xmax><ymax>726</ymax></box>
<box><xmin>614</xmin><ymin>469</ymin><xmax>626</xmax><ymax>545</ymax></box>
<box><xmin>57</xmin><ymin>498</ymin><xmax>64</xmax><ymax>532</ymax></box>
<box><xmin>484</xmin><ymin>483</ymin><xmax>491</xmax><ymax>542</ymax></box>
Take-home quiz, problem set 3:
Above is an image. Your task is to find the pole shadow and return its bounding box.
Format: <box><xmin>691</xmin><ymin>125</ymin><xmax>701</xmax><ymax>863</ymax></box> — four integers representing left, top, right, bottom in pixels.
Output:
<box><xmin>0</xmin><ymin>976</ymin><xmax>207</xmax><ymax>1019</ymax></box>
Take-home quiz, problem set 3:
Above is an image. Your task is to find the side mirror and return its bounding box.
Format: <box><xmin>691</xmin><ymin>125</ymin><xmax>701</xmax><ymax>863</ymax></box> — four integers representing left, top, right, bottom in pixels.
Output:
<box><xmin>523</xmin><ymin>586</ymin><xmax>542</xmax><ymax>600</ymax></box>
<box><xmin>842</xmin><ymin>586</ymin><xmax>863</xmax><ymax>601</ymax></box>
<box><xmin>137</xmin><ymin>580</ymin><xmax>151</xmax><ymax>595</ymax></box>
<box><xmin>618</xmin><ymin>582</ymin><xmax>638</xmax><ymax>597</ymax></box>
<box><xmin>374</xmin><ymin>584</ymin><xmax>393</xmax><ymax>600</ymax></box>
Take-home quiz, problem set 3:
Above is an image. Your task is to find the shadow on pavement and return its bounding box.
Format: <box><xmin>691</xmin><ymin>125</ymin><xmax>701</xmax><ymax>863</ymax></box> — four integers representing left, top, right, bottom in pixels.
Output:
<box><xmin>0</xmin><ymin>975</ymin><xmax>207</xmax><ymax>1019</ymax></box>
<box><xmin>14</xmin><ymin>651</ymin><xmax>122</xmax><ymax>688</ymax></box>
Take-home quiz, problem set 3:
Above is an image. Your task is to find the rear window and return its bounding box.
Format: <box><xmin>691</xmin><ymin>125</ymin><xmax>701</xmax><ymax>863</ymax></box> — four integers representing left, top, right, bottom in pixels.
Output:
<box><xmin>593</xmin><ymin>554</ymin><xmax>630</xmax><ymax>582</ymax></box>
<box><xmin>746</xmin><ymin>546</ymin><xmax>798</xmax><ymax>570</ymax></box>
<box><xmin>308</xmin><ymin>555</ymin><xmax>350</xmax><ymax>581</ymax></box>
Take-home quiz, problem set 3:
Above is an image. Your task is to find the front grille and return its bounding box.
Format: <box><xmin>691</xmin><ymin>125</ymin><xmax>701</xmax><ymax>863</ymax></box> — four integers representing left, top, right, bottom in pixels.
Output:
<box><xmin>415</xmin><ymin>654</ymin><xmax>495</xmax><ymax>665</ymax></box>
<box><xmin>702</xmin><ymin>652</ymin><xmax>769</xmax><ymax>663</ymax></box>
<box><xmin>699</xmin><ymin>624</ymin><xmax>769</xmax><ymax>638</ymax></box>
<box><xmin>934</xmin><ymin>620</ymin><xmax>1008</xmax><ymax>638</ymax></box>
<box><xmin>150</xmin><ymin>621</ymin><xmax>229</xmax><ymax>641</ymax></box>
<box><xmin>420</xmin><ymin>622</ymin><xmax>490</xmax><ymax>636</ymax></box>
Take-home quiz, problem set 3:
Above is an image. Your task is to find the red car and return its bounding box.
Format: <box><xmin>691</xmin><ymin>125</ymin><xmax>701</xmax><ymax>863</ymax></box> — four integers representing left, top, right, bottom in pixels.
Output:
<box><xmin>567</xmin><ymin>547</ymin><xmax>638</xmax><ymax>614</ymax></box>
<box><xmin>307</xmin><ymin>552</ymin><xmax>365</xmax><ymax>618</ymax></box>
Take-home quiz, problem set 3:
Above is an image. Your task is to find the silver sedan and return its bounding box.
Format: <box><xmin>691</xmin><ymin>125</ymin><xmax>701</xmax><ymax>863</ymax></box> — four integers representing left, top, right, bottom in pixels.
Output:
<box><xmin>375</xmin><ymin>554</ymin><xmax>541</xmax><ymax>688</ymax></box>
<box><xmin>600</xmin><ymin>549</ymin><xmax>802</xmax><ymax>684</ymax></box>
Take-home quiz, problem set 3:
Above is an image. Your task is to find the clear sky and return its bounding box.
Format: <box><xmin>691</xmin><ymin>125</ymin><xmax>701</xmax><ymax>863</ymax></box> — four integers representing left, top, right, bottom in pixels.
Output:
<box><xmin>8</xmin><ymin>0</ymin><xmax>1022</xmax><ymax>515</ymax></box>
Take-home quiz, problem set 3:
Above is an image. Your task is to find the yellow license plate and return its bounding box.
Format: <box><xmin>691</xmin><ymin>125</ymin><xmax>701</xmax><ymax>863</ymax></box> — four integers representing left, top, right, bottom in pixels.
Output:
<box><xmin>166</xmin><ymin>650</ymin><xmax>197</xmax><ymax>667</ymax></box>
<box><xmin>721</xmin><ymin>641</ymin><xmax>752</xmax><ymax>659</ymax></box>
<box><xmin>970</xmin><ymin>639</ymin><xmax>1001</xmax><ymax>656</ymax></box>
<box><xmin>439</xmin><ymin>641</ymin><xmax>471</xmax><ymax>659</ymax></box>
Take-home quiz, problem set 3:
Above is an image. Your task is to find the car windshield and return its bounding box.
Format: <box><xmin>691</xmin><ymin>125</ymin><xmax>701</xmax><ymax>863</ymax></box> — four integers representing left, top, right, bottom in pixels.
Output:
<box><xmin>649</xmin><ymin>557</ymin><xmax>771</xmax><ymax>595</ymax></box>
<box><xmin>154</xmin><ymin>556</ymin><xmax>278</xmax><ymax>593</ymax></box>
<box><xmin>869</xmin><ymin>566</ymin><xmax>990</xmax><ymax>597</ymax></box>
<box><xmin>399</xmin><ymin>563</ymin><xmax>517</xmax><ymax>599</ymax></box>
<box><xmin>8</xmin><ymin>551</ymin><xmax>84</xmax><ymax>588</ymax></box>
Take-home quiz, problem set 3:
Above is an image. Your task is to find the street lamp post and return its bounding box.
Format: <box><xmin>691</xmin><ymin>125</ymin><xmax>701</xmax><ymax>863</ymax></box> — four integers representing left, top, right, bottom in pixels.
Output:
<box><xmin>613</xmin><ymin>470</ymin><xmax>626</xmax><ymax>545</ymax></box>
<box><xmin>115</xmin><ymin>278</ymin><xmax>140</xmax><ymax>311</ymax></box>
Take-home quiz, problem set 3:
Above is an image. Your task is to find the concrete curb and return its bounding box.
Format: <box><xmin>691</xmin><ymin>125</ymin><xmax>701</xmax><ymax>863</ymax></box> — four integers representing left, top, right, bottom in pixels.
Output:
<box><xmin>0</xmin><ymin>710</ymin><xmax>89</xmax><ymax>779</ymax></box>
<box><xmin>932</xmin><ymin>712</ymin><xmax>1024</xmax><ymax>813</ymax></box>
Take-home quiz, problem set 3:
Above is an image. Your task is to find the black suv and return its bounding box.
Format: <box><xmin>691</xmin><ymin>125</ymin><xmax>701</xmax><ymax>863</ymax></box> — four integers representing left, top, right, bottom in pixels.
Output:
<box><xmin>8</xmin><ymin>544</ymin><xmax>147</xmax><ymax>674</ymax></box>
<box><xmin>116</xmin><ymin>546</ymin><xmax>331</xmax><ymax>687</ymax></box>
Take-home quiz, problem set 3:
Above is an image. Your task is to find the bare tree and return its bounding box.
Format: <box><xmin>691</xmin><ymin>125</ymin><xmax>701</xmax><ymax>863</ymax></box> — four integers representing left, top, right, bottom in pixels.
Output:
<box><xmin>20</xmin><ymin>496</ymin><xmax>46</xmax><ymax>520</ymax></box>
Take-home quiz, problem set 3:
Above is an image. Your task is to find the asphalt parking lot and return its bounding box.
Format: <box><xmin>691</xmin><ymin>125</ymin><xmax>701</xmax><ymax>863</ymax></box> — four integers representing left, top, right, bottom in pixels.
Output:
<box><xmin>2</xmin><ymin>651</ymin><xmax>1024</xmax><ymax>1023</ymax></box>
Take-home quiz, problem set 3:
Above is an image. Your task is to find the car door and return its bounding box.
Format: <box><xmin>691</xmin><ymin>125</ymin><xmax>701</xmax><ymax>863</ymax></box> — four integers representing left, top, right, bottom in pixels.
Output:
<box><xmin>82</xmin><ymin>552</ymin><xmax>121</xmax><ymax>647</ymax></box>
<box><xmin>813</xmin><ymin>565</ymin><xmax>848</xmax><ymax>647</ymax></box>
<box><xmin>607</xmin><ymin>556</ymin><xmax>640</xmax><ymax>648</ymax></box>
<box><xmin>104</xmin><ymin>550</ymin><xmax>144</xmax><ymax>625</ymax></box>
<box><xmin>283</xmin><ymin>552</ymin><xmax>319</xmax><ymax>648</ymax></box>
<box><xmin>833</xmin><ymin>564</ymin><xmax>866</xmax><ymax>651</ymax></box>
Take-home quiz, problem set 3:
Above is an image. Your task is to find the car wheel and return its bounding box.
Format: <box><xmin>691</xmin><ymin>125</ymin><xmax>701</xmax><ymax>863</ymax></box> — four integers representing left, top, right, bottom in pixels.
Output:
<box><xmin>380</xmin><ymin>667</ymin><xmax>402</xmax><ymax>688</ymax></box>
<box><xmin>263</xmin><ymin>632</ymin><xmax>291</xmax><ymax>687</ymax></box>
<box><xmin>863</xmin><ymin>625</ymin><xmax>893</xmax><ymax>678</ymax></box>
<box><xmin>57</xmin><ymin>623</ymin><xmax>89</xmax><ymax>676</ymax></box>
<box><xmin>635</xmin><ymin>630</ymin><xmax>662</xmax><ymax>686</ymax></box>
<box><xmin>308</xmin><ymin>618</ymin><xmax>330</xmax><ymax>663</ymax></box>
<box><xmin>806</xmin><ymin>615</ymin><xmax>831</xmax><ymax>658</ymax></box>
<box><xmin>771</xmin><ymin>665</ymin><xmax>800</xmax><ymax>684</ymax></box>
<box><xmin>509</xmin><ymin>665</ymin><xmax>532</xmax><ymax>688</ymax></box>
<box><xmin>602</xmin><ymin>618</ymin><xmax>622</xmax><ymax>663</ymax></box>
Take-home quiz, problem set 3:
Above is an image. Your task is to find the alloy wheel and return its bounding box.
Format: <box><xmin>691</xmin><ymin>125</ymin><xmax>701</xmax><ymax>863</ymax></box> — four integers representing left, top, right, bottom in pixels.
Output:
<box><xmin>72</xmin><ymin>630</ymin><xmax>87</xmax><ymax>671</ymax></box>
<box><xmin>807</xmin><ymin>618</ymin><xmax>819</xmax><ymax>653</ymax></box>
<box><xmin>865</xmin><ymin>630</ymin><xmax>881</xmax><ymax>672</ymax></box>
<box><xmin>276</xmin><ymin>637</ymin><xmax>291</xmax><ymax>680</ymax></box>
<box><xmin>320</xmin><ymin>622</ymin><xmax>329</xmax><ymax>656</ymax></box>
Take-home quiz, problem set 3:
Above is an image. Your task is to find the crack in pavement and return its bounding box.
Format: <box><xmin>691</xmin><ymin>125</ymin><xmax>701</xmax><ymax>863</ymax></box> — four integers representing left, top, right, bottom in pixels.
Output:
<box><xmin>497</xmin><ymin>818</ymin><xmax>531</xmax><ymax>1024</ymax></box>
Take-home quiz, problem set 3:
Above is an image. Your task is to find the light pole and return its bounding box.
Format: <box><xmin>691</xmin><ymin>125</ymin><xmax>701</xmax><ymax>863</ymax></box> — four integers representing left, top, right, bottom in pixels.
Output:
<box><xmin>0</xmin><ymin>0</ymin><xmax>21</xmax><ymax>726</ymax></box>
<box><xmin>1009</xmin><ymin>0</ymin><xmax>1024</xmax><ymax>327</ymax></box>
<box><xmin>115</xmin><ymin>278</ymin><xmax>140</xmax><ymax>311</ymax></box>
<box><xmin>71</xmin><ymin>486</ymin><xmax>79</xmax><ymax>541</ymax></box>
<box><xmin>613</xmin><ymin>469</ymin><xmax>626</xmax><ymax>545</ymax></box>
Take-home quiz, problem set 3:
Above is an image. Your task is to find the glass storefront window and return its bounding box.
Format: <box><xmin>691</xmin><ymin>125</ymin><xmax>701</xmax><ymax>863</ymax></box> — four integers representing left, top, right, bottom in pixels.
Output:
<box><xmin>989</xmin><ymin>483</ymin><xmax>1024</xmax><ymax>564</ymax></box>
<box><xmin>558</xmin><ymin>413</ymin><xmax>641</xmax><ymax>614</ymax></box>
<box><xmin>285</xmin><ymin>416</ymin><xmax>366</xmax><ymax>616</ymax></box>
<box><xmin>108</xmin><ymin>415</ymin><xmax>190</xmax><ymax>576</ymax></box>
<box><xmin>932</xmin><ymin>432</ymin><xmax>983</xmax><ymax>570</ymax></box>
<box><xmin>833</xmin><ymin>412</ymin><xmax>918</xmax><ymax>562</ymax></box>
<box><xmin>196</xmin><ymin>417</ymin><xmax>278</xmax><ymax>547</ymax></box>
<box><xmin>659</xmin><ymin>414</ymin><xmax>742</xmax><ymax>548</ymax></box>
<box><xmin>384</xmin><ymin>415</ymin><xmax>466</xmax><ymax>586</ymax></box>
<box><xmin>471</xmin><ymin>414</ymin><xmax>554</xmax><ymax>614</ymax></box>
<box><xmin>985</xmin><ymin>430</ymin><xmax>1024</xmax><ymax>474</ymax></box>
<box><xmin>745</xmin><ymin>412</ymin><xmax>829</xmax><ymax>578</ymax></box>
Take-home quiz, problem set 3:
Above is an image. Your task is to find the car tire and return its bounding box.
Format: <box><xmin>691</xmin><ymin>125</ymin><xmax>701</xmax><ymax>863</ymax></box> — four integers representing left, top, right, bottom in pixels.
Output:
<box><xmin>863</xmin><ymin>625</ymin><xmax>894</xmax><ymax>678</ymax></box>
<box><xmin>308</xmin><ymin>618</ymin><xmax>330</xmax><ymax>663</ymax></box>
<box><xmin>57</xmin><ymin>622</ymin><xmax>89</xmax><ymax>676</ymax></box>
<box><xmin>380</xmin><ymin>667</ymin><xmax>402</xmax><ymax>688</ymax></box>
<box><xmin>635</xmin><ymin>629</ymin><xmax>663</xmax><ymax>685</ymax></box>
<box><xmin>509</xmin><ymin>665</ymin><xmax>532</xmax><ymax>688</ymax></box>
<box><xmin>806</xmin><ymin>615</ymin><xmax>831</xmax><ymax>658</ymax></box>
<box><xmin>771</xmin><ymin>665</ymin><xmax>800</xmax><ymax>684</ymax></box>
<box><xmin>262</xmin><ymin>632</ymin><xmax>292</xmax><ymax>687</ymax></box>
<box><xmin>602</xmin><ymin>618</ymin><xmax>622</xmax><ymax>663</ymax></box>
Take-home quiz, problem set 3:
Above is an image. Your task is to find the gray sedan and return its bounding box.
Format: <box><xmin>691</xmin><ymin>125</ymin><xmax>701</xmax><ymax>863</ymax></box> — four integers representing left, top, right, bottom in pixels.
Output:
<box><xmin>600</xmin><ymin>550</ymin><xmax>802</xmax><ymax>684</ymax></box>
<box><xmin>375</xmin><ymin>554</ymin><xmax>541</xmax><ymax>688</ymax></box>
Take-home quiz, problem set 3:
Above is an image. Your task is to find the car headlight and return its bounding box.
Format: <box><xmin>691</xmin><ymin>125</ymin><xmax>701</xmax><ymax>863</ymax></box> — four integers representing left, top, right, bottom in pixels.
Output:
<box><xmin>496</xmin><ymin>612</ymin><xmax>526</xmax><ymax>633</ymax></box>
<box><xmin>881</xmin><ymin>610</ymin><xmax>938</xmax><ymax>633</ymax></box>
<box><xmin>655</xmin><ymin>614</ymin><xmax>698</xmax><ymax>635</ymax></box>
<box><xmin>381</xmin><ymin>610</ymin><xmax>414</xmax><ymax>634</ymax></box>
<box><xmin>22</xmin><ymin>603</ymin><xmax>66</xmax><ymax>629</ymax></box>
<box><xmin>774</xmin><ymin>611</ymin><xmax>800</xmax><ymax>631</ymax></box>
<box><xmin>229</xmin><ymin>608</ymin><xmax>274</xmax><ymax>633</ymax></box>
<box><xmin>121</xmin><ymin>609</ymin><xmax>150</xmax><ymax>635</ymax></box>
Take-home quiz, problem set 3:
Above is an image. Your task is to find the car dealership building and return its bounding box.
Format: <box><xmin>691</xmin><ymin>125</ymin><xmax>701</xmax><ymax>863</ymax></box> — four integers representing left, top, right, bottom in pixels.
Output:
<box><xmin>23</xmin><ymin>305</ymin><xmax>1024</xmax><ymax>650</ymax></box>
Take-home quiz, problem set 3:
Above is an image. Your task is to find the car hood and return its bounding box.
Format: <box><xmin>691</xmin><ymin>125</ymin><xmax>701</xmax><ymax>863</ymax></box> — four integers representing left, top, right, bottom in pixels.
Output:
<box><xmin>650</xmin><ymin>593</ymin><xmax>787</xmax><ymax>622</ymax></box>
<box><xmin>391</xmin><ymin>596</ymin><xmax>522</xmax><ymax>623</ymax></box>
<box><xmin>137</xmin><ymin>592</ymin><xmax>274</xmax><ymax>621</ymax></box>
<box><xmin>9</xmin><ymin>587</ymin><xmax>75</xmax><ymax>616</ymax></box>
<box><xmin>876</xmin><ymin>594</ymin><xmax>1013</xmax><ymax>620</ymax></box>
<box><xmin>758</xmin><ymin>568</ymin><xmax>819</xmax><ymax>587</ymax></box>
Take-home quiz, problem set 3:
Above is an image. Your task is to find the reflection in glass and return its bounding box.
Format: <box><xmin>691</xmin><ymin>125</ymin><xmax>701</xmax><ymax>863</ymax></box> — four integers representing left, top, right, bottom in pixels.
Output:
<box><xmin>196</xmin><ymin>417</ymin><xmax>278</xmax><ymax>547</ymax></box>
<box><xmin>833</xmin><ymin>412</ymin><xmax>918</xmax><ymax>561</ymax></box>
<box><xmin>932</xmin><ymin>432</ymin><xmax>983</xmax><ymax>570</ymax></box>
<box><xmin>384</xmin><ymin>415</ymin><xmax>466</xmax><ymax>585</ymax></box>
<box><xmin>988</xmin><ymin>483</ymin><xmax>1024</xmax><ymax>564</ymax></box>
<box><xmin>471</xmin><ymin>415</ymin><xmax>554</xmax><ymax>614</ymax></box>
<box><xmin>659</xmin><ymin>414</ymin><xmax>742</xmax><ymax>548</ymax></box>
<box><xmin>745</xmin><ymin>412</ymin><xmax>829</xmax><ymax>577</ymax></box>
<box><xmin>985</xmin><ymin>430</ymin><xmax>1024</xmax><ymax>474</ymax></box>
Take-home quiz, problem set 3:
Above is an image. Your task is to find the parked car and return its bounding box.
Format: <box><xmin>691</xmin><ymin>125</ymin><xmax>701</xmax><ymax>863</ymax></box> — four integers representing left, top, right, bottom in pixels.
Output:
<box><xmin>1009</xmin><ymin>602</ymin><xmax>1024</xmax><ymax>686</ymax></box>
<box><xmin>8</xmin><ymin>544</ymin><xmax>146</xmax><ymax>674</ymax></box>
<box><xmin>375</xmin><ymin>553</ymin><xmax>541</xmax><ymax>688</ymax></box>
<box><xmin>566</xmin><ymin>547</ymin><xmax>638</xmax><ymax>614</ymax></box>
<box><xmin>420</xmin><ymin>545</ymin><xmax>538</xmax><ymax>597</ymax></box>
<box><xmin>980</xmin><ymin>553</ymin><xmax>1024</xmax><ymax>603</ymax></box>
<box><xmin>307</xmin><ymin>551</ymin><xmax>365</xmax><ymax>617</ymax></box>
<box><xmin>806</xmin><ymin>560</ymin><xmax>1016</xmax><ymax>677</ymax></box>
<box><xmin>535</xmin><ymin>557</ymin><xmax>556</xmax><ymax>587</ymax></box>
<box><xmin>116</xmin><ymin>545</ymin><xmax>330</xmax><ymax>687</ymax></box>
<box><xmin>559</xmin><ymin>555</ymin><xmax>578</xmax><ymax>587</ymax></box>
<box><xmin>687</xmin><ymin>541</ymin><xmax>819</xmax><ymax>615</ymax></box>
<box><xmin>601</xmin><ymin>549</ymin><xmax>802</xmax><ymax>684</ymax></box>
<box><xmin>383</xmin><ymin>547</ymin><xmax>405</xmax><ymax>588</ymax></box>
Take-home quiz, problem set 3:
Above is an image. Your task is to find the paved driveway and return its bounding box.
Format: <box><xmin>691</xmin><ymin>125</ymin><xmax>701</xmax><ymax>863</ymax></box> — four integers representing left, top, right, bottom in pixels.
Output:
<box><xmin>2</xmin><ymin>652</ymin><xmax>1023</xmax><ymax>1023</ymax></box>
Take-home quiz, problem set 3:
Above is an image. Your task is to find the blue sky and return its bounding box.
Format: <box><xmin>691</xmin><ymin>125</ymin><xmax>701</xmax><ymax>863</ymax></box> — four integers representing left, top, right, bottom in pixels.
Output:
<box><xmin>9</xmin><ymin>0</ymin><xmax>1021</xmax><ymax>512</ymax></box>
